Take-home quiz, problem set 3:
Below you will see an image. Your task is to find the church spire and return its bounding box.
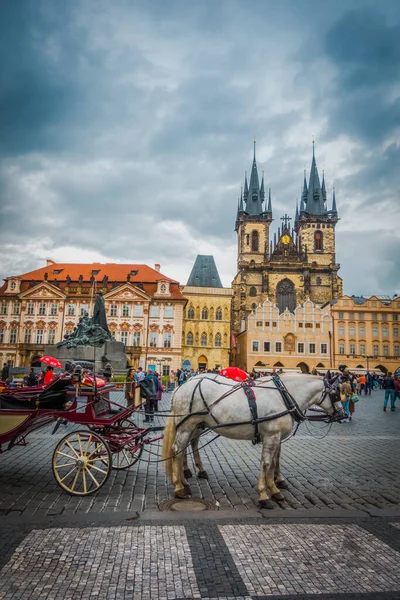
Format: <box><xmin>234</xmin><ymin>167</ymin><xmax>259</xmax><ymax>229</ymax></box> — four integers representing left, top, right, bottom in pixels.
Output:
<box><xmin>304</xmin><ymin>142</ymin><xmax>325</xmax><ymax>215</ymax></box>
<box><xmin>267</xmin><ymin>187</ymin><xmax>272</xmax><ymax>213</ymax></box>
<box><xmin>243</xmin><ymin>141</ymin><xmax>263</xmax><ymax>215</ymax></box>
<box><xmin>239</xmin><ymin>188</ymin><xmax>244</xmax><ymax>212</ymax></box>
<box><xmin>295</xmin><ymin>201</ymin><xmax>299</xmax><ymax>223</ymax></box>
<box><xmin>260</xmin><ymin>171</ymin><xmax>265</xmax><ymax>202</ymax></box>
<box><xmin>332</xmin><ymin>186</ymin><xmax>337</xmax><ymax>214</ymax></box>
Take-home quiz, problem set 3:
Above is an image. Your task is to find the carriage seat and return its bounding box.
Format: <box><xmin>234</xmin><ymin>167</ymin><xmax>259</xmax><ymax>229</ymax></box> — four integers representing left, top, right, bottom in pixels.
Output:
<box><xmin>0</xmin><ymin>376</ymin><xmax>72</xmax><ymax>410</ymax></box>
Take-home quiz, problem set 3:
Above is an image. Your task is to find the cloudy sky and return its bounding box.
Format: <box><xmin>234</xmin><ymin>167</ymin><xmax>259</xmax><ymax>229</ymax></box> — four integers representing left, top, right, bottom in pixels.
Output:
<box><xmin>1</xmin><ymin>0</ymin><xmax>399</xmax><ymax>294</ymax></box>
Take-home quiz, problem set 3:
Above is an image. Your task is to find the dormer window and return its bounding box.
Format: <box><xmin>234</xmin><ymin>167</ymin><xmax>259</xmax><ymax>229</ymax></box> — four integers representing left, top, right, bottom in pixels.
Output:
<box><xmin>160</xmin><ymin>284</ymin><xmax>166</xmax><ymax>293</ymax></box>
<box><xmin>10</xmin><ymin>282</ymin><xmax>16</xmax><ymax>290</ymax></box>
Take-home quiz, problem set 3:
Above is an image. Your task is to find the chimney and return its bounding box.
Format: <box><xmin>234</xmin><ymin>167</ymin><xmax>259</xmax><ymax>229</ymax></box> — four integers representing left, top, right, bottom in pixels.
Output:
<box><xmin>154</xmin><ymin>264</ymin><xmax>160</xmax><ymax>272</ymax></box>
<box><xmin>46</xmin><ymin>258</ymin><xmax>55</xmax><ymax>266</ymax></box>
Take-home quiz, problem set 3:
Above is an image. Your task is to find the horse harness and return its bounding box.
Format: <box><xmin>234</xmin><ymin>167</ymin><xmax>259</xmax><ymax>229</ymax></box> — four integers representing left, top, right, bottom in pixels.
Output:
<box><xmin>176</xmin><ymin>374</ymin><xmax>322</xmax><ymax>444</ymax></box>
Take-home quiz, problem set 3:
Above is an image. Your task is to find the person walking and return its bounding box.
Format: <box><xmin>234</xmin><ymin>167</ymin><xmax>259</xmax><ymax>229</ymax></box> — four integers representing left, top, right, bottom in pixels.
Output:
<box><xmin>155</xmin><ymin>372</ymin><xmax>163</xmax><ymax>411</ymax></box>
<box><xmin>394</xmin><ymin>375</ymin><xmax>400</xmax><ymax>408</ymax></box>
<box><xmin>340</xmin><ymin>376</ymin><xmax>353</xmax><ymax>423</ymax></box>
<box><xmin>366</xmin><ymin>371</ymin><xmax>373</xmax><ymax>395</ymax></box>
<box><xmin>125</xmin><ymin>367</ymin><xmax>136</xmax><ymax>407</ymax></box>
<box><xmin>359</xmin><ymin>373</ymin><xmax>366</xmax><ymax>395</ymax></box>
<box><xmin>383</xmin><ymin>371</ymin><xmax>396</xmax><ymax>412</ymax></box>
<box><xmin>169</xmin><ymin>370</ymin><xmax>175</xmax><ymax>391</ymax></box>
<box><xmin>140</xmin><ymin>370</ymin><xmax>158</xmax><ymax>422</ymax></box>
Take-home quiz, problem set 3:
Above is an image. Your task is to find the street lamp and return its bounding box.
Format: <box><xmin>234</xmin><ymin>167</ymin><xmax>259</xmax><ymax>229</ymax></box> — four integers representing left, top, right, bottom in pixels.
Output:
<box><xmin>362</xmin><ymin>355</ymin><xmax>372</xmax><ymax>371</ymax></box>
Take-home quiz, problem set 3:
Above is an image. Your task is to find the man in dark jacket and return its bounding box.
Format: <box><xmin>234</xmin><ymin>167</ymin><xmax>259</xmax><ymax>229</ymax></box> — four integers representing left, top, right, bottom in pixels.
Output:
<box><xmin>140</xmin><ymin>370</ymin><xmax>158</xmax><ymax>422</ymax></box>
<box><xmin>1</xmin><ymin>363</ymin><xmax>9</xmax><ymax>381</ymax></box>
<box><xmin>27</xmin><ymin>368</ymin><xmax>38</xmax><ymax>387</ymax></box>
<box><xmin>383</xmin><ymin>372</ymin><xmax>395</xmax><ymax>411</ymax></box>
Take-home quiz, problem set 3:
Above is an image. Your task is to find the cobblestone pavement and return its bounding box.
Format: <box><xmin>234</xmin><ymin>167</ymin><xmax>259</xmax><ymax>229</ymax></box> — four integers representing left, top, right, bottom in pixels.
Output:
<box><xmin>0</xmin><ymin>388</ymin><xmax>399</xmax><ymax>516</ymax></box>
<box><xmin>1</xmin><ymin>516</ymin><xmax>400</xmax><ymax>599</ymax></box>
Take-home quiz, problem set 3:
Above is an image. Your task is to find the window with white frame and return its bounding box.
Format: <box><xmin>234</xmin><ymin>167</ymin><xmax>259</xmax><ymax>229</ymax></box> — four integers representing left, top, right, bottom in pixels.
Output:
<box><xmin>67</xmin><ymin>304</ymin><xmax>75</xmax><ymax>316</ymax></box>
<box><xmin>0</xmin><ymin>328</ymin><xmax>4</xmax><ymax>343</ymax></box>
<box><xmin>12</xmin><ymin>302</ymin><xmax>20</xmax><ymax>315</ymax></box>
<box><xmin>338</xmin><ymin>325</ymin><xmax>345</xmax><ymax>336</ymax></box>
<box><xmin>321</xmin><ymin>343</ymin><xmax>327</xmax><ymax>354</ymax></box>
<box><xmin>122</xmin><ymin>305</ymin><xmax>130</xmax><ymax>317</ymax></box>
<box><xmin>36</xmin><ymin>329</ymin><xmax>44</xmax><ymax>344</ymax></box>
<box><xmin>38</xmin><ymin>303</ymin><xmax>46</xmax><ymax>316</ymax></box>
<box><xmin>48</xmin><ymin>329</ymin><xmax>56</xmax><ymax>345</ymax></box>
<box><xmin>24</xmin><ymin>329</ymin><xmax>32</xmax><ymax>344</ymax></box>
<box><xmin>10</xmin><ymin>328</ymin><xmax>17</xmax><ymax>344</ymax></box>
<box><xmin>134</xmin><ymin>305</ymin><xmax>143</xmax><ymax>317</ymax></box>
<box><xmin>339</xmin><ymin>344</ymin><xmax>345</xmax><ymax>355</ymax></box>
<box><xmin>383</xmin><ymin>345</ymin><xmax>389</xmax><ymax>356</ymax></box>
<box><xmin>149</xmin><ymin>332</ymin><xmax>157</xmax><ymax>347</ymax></box>
<box><xmin>252</xmin><ymin>341</ymin><xmax>259</xmax><ymax>352</ymax></box>
<box><xmin>263</xmin><ymin>341</ymin><xmax>270</xmax><ymax>352</ymax></box>
<box><xmin>275</xmin><ymin>342</ymin><xmax>282</xmax><ymax>352</ymax></box>
<box><xmin>309</xmin><ymin>343</ymin><xmax>316</xmax><ymax>354</ymax></box>
<box><xmin>50</xmin><ymin>303</ymin><xmax>58</xmax><ymax>316</ymax></box>
<box><xmin>120</xmin><ymin>331</ymin><xmax>128</xmax><ymax>345</ymax></box>
<box><xmin>349</xmin><ymin>343</ymin><xmax>356</xmax><ymax>355</ymax></box>
<box><xmin>394</xmin><ymin>327</ymin><xmax>399</xmax><ymax>337</ymax></box>
<box><xmin>162</xmin><ymin>365</ymin><xmax>170</xmax><ymax>376</ymax></box>
<box><xmin>133</xmin><ymin>331</ymin><xmax>141</xmax><ymax>346</ymax></box>
<box><xmin>372</xmin><ymin>313</ymin><xmax>378</xmax><ymax>320</ymax></box>
<box><xmin>349</xmin><ymin>326</ymin><xmax>355</xmax><ymax>336</ymax></box>
<box><xmin>110</xmin><ymin>304</ymin><xmax>118</xmax><ymax>317</ymax></box>
<box><xmin>27</xmin><ymin>302</ymin><xmax>34</xmax><ymax>315</ymax></box>
<box><xmin>164</xmin><ymin>332</ymin><xmax>172</xmax><ymax>348</ymax></box>
<box><xmin>373</xmin><ymin>344</ymin><xmax>379</xmax><ymax>356</ymax></box>
<box><xmin>360</xmin><ymin>343</ymin><xmax>366</xmax><ymax>355</ymax></box>
<box><xmin>395</xmin><ymin>345</ymin><xmax>400</xmax><ymax>357</ymax></box>
<box><xmin>359</xmin><ymin>326</ymin><xmax>365</xmax><ymax>336</ymax></box>
<box><xmin>0</xmin><ymin>302</ymin><xmax>7</xmax><ymax>315</ymax></box>
<box><xmin>297</xmin><ymin>342</ymin><xmax>304</xmax><ymax>353</ymax></box>
<box><xmin>150</xmin><ymin>306</ymin><xmax>159</xmax><ymax>318</ymax></box>
<box><xmin>372</xmin><ymin>326</ymin><xmax>378</xmax><ymax>337</ymax></box>
<box><xmin>382</xmin><ymin>327</ymin><xmax>388</xmax><ymax>337</ymax></box>
<box><xmin>165</xmin><ymin>306</ymin><xmax>173</xmax><ymax>318</ymax></box>
<box><xmin>338</xmin><ymin>312</ymin><xmax>344</xmax><ymax>319</ymax></box>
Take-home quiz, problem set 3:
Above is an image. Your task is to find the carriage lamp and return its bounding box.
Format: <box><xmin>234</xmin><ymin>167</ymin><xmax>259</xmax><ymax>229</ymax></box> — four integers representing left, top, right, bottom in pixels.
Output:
<box><xmin>71</xmin><ymin>365</ymin><xmax>83</xmax><ymax>385</ymax></box>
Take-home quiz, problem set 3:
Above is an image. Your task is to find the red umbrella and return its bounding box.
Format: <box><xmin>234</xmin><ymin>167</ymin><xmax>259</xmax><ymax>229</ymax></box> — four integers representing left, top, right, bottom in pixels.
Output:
<box><xmin>220</xmin><ymin>367</ymin><xmax>249</xmax><ymax>382</ymax></box>
<box><xmin>40</xmin><ymin>356</ymin><xmax>62</xmax><ymax>369</ymax></box>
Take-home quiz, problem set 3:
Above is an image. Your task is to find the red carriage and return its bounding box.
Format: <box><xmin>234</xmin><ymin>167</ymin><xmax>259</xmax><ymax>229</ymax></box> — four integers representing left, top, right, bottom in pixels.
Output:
<box><xmin>0</xmin><ymin>369</ymin><xmax>163</xmax><ymax>496</ymax></box>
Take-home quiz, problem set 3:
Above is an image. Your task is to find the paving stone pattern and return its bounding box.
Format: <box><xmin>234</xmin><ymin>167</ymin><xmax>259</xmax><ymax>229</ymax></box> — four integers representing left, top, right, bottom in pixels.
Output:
<box><xmin>1</xmin><ymin>522</ymin><xmax>400</xmax><ymax>599</ymax></box>
<box><xmin>0</xmin><ymin>389</ymin><xmax>399</xmax><ymax>516</ymax></box>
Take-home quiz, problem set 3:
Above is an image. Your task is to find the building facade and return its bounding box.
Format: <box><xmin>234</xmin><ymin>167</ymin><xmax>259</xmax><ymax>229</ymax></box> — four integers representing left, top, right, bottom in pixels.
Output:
<box><xmin>0</xmin><ymin>261</ymin><xmax>186</xmax><ymax>373</ymax></box>
<box><xmin>235</xmin><ymin>298</ymin><xmax>332</xmax><ymax>373</ymax></box>
<box><xmin>330</xmin><ymin>295</ymin><xmax>400</xmax><ymax>374</ymax></box>
<box><xmin>232</xmin><ymin>143</ymin><xmax>342</xmax><ymax>336</ymax></box>
<box><xmin>182</xmin><ymin>255</ymin><xmax>232</xmax><ymax>371</ymax></box>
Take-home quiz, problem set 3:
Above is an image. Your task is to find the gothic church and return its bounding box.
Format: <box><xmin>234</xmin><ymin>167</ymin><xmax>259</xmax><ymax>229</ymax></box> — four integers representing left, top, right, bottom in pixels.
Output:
<box><xmin>231</xmin><ymin>143</ymin><xmax>342</xmax><ymax>334</ymax></box>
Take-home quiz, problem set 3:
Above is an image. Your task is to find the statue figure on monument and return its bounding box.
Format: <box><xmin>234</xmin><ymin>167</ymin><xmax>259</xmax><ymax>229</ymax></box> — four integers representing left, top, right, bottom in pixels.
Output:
<box><xmin>93</xmin><ymin>291</ymin><xmax>110</xmax><ymax>333</ymax></box>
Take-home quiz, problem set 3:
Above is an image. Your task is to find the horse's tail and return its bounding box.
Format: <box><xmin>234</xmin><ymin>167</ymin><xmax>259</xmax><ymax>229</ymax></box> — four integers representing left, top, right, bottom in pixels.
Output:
<box><xmin>162</xmin><ymin>414</ymin><xmax>176</xmax><ymax>482</ymax></box>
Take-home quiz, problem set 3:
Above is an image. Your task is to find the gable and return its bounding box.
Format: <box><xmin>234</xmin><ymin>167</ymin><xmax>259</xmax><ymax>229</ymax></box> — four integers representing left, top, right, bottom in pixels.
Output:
<box><xmin>19</xmin><ymin>283</ymin><xmax>66</xmax><ymax>301</ymax></box>
<box><xmin>103</xmin><ymin>283</ymin><xmax>151</xmax><ymax>302</ymax></box>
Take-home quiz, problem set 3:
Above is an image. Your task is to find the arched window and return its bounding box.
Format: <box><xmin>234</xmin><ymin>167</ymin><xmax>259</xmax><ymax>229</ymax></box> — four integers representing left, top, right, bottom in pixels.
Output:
<box><xmin>249</xmin><ymin>286</ymin><xmax>257</xmax><ymax>297</ymax></box>
<box><xmin>186</xmin><ymin>332</ymin><xmax>193</xmax><ymax>345</ymax></box>
<box><xmin>216</xmin><ymin>308</ymin><xmax>222</xmax><ymax>321</ymax></box>
<box><xmin>215</xmin><ymin>333</ymin><xmax>222</xmax><ymax>347</ymax></box>
<box><xmin>187</xmin><ymin>306</ymin><xmax>194</xmax><ymax>319</ymax></box>
<box><xmin>316</xmin><ymin>277</ymin><xmax>322</xmax><ymax>286</ymax></box>
<box><xmin>201</xmin><ymin>332</ymin><xmax>207</xmax><ymax>346</ymax></box>
<box><xmin>276</xmin><ymin>278</ymin><xmax>296</xmax><ymax>314</ymax></box>
<box><xmin>251</xmin><ymin>230</ymin><xmax>259</xmax><ymax>251</ymax></box>
<box><xmin>251</xmin><ymin>303</ymin><xmax>257</xmax><ymax>310</ymax></box>
<box><xmin>249</xmin><ymin>259</ymin><xmax>255</xmax><ymax>268</ymax></box>
<box><xmin>314</xmin><ymin>230</ymin><xmax>323</xmax><ymax>252</ymax></box>
<box><xmin>201</xmin><ymin>307</ymin><xmax>208</xmax><ymax>320</ymax></box>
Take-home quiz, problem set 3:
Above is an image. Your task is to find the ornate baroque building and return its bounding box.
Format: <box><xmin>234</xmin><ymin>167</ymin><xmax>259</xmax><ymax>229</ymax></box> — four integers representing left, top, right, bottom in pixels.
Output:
<box><xmin>0</xmin><ymin>261</ymin><xmax>186</xmax><ymax>372</ymax></box>
<box><xmin>182</xmin><ymin>255</ymin><xmax>232</xmax><ymax>371</ymax></box>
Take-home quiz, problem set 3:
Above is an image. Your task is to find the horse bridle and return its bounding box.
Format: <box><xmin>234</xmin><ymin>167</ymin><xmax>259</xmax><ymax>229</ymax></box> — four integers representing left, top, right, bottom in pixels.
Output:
<box><xmin>314</xmin><ymin>382</ymin><xmax>345</xmax><ymax>422</ymax></box>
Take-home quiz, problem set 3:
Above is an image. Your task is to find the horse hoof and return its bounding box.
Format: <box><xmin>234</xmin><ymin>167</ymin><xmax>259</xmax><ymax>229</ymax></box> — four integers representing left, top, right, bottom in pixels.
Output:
<box><xmin>259</xmin><ymin>499</ymin><xmax>275</xmax><ymax>510</ymax></box>
<box><xmin>272</xmin><ymin>492</ymin><xmax>285</xmax><ymax>502</ymax></box>
<box><xmin>183</xmin><ymin>484</ymin><xmax>192</xmax><ymax>496</ymax></box>
<box><xmin>276</xmin><ymin>480</ymin><xmax>289</xmax><ymax>490</ymax></box>
<box><xmin>197</xmin><ymin>470</ymin><xmax>209</xmax><ymax>480</ymax></box>
<box><xmin>183</xmin><ymin>468</ymin><xmax>193</xmax><ymax>479</ymax></box>
<box><xmin>174</xmin><ymin>490</ymin><xmax>187</xmax><ymax>499</ymax></box>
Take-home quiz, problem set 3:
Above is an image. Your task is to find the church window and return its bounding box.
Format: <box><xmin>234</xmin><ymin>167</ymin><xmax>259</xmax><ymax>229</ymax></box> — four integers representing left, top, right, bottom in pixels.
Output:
<box><xmin>201</xmin><ymin>332</ymin><xmax>207</xmax><ymax>346</ymax></box>
<box><xmin>186</xmin><ymin>332</ymin><xmax>193</xmax><ymax>345</ymax></box>
<box><xmin>215</xmin><ymin>333</ymin><xmax>221</xmax><ymax>347</ymax></box>
<box><xmin>276</xmin><ymin>278</ymin><xmax>296</xmax><ymax>314</ymax></box>
<box><xmin>201</xmin><ymin>307</ymin><xmax>208</xmax><ymax>320</ymax></box>
<box><xmin>314</xmin><ymin>231</ymin><xmax>323</xmax><ymax>251</ymax></box>
<box><xmin>216</xmin><ymin>308</ymin><xmax>222</xmax><ymax>321</ymax></box>
<box><xmin>187</xmin><ymin>307</ymin><xmax>194</xmax><ymax>319</ymax></box>
<box><xmin>316</xmin><ymin>277</ymin><xmax>322</xmax><ymax>285</ymax></box>
<box><xmin>251</xmin><ymin>230</ymin><xmax>259</xmax><ymax>251</ymax></box>
<box><xmin>249</xmin><ymin>286</ymin><xmax>257</xmax><ymax>297</ymax></box>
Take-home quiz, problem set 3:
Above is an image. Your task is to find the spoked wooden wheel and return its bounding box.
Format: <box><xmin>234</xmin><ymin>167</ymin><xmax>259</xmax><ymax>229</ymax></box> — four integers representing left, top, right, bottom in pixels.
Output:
<box><xmin>108</xmin><ymin>418</ymin><xmax>144</xmax><ymax>470</ymax></box>
<box><xmin>52</xmin><ymin>430</ymin><xmax>111</xmax><ymax>495</ymax></box>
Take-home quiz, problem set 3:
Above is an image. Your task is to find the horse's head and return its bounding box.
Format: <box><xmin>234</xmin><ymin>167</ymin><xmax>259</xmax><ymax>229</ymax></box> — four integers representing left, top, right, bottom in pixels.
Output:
<box><xmin>280</xmin><ymin>373</ymin><xmax>346</xmax><ymax>421</ymax></box>
<box><xmin>315</xmin><ymin>378</ymin><xmax>346</xmax><ymax>421</ymax></box>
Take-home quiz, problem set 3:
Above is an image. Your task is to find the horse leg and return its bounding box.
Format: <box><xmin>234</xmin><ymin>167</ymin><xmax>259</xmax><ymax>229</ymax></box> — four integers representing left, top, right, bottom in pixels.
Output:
<box><xmin>265</xmin><ymin>436</ymin><xmax>285</xmax><ymax>502</ymax></box>
<box><xmin>171</xmin><ymin>429</ymin><xmax>193</xmax><ymax>499</ymax></box>
<box><xmin>183</xmin><ymin>448</ymin><xmax>193</xmax><ymax>479</ymax></box>
<box><xmin>274</xmin><ymin>442</ymin><xmax>288</xmax><ymax>489</ymax></box>
<box><xmin>191</xmin><ymin>430</ymin><xmax>208</xmax><ymax>479</ymax></box>
<box><xmin>258</xmin><ymin>434</ymin><xmax>283</xmax><ymax>508</ymax></box>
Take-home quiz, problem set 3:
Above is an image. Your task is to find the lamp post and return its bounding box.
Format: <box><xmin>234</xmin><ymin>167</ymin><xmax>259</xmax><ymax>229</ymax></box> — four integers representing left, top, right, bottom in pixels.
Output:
<box><xmin>362</xmin><ymin>354</ymin><xmax>371</xmax><ymax>371</ymax></box>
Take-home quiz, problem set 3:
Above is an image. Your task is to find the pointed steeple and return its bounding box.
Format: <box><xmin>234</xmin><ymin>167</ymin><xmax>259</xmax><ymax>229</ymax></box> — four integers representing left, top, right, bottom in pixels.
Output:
<box><xmin>305</xmin><ymin>142</ymin><xmax>325</xmax><ymax>215</ymax></box>
<box><xmin>300</xmin><ymin>195</ymin><xmax>305</xmax><ymax>213</ymax></box>
<box><xmin>267</xmin><ymin>188</ymin><xmax>272</xmax><ymax>213</ymax></box>
<box><xmin>239</xmin><ymin>188</ymin><xmax>244</xmax><ymax>212</ymax></box>
<box><xmin>332</xmin><ymin>186</ymin><xmax>337</xmax><ymax>213</ymax></box>
<box><xmin>295</xmin><ymin>201</ymin><xmax>299</xmax><ymax>223</ymax></box>
<box><xmin>243</xmin><ymin>141</ymin><xmax>263</xmax><ymax>215</ymax></box>
<box><xmin>244</xmin><ymin>172</ymin><xmax>248</xmax><ymax>201</ymax></box>
<box><xmin>260</xmin><ymin>171</ymin><xmax>265</xmax><ymax>201</ymax></box>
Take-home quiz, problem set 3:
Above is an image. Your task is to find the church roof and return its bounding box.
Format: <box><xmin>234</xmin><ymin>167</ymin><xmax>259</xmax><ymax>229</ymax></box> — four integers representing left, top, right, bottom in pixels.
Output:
<box><xmin>186</xmin><ymin>255</ymin><xmax>223</xmax><ymax>288</ymax></box>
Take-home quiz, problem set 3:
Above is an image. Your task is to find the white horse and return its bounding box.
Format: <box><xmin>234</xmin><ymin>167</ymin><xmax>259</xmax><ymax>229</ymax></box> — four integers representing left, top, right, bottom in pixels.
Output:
<box><xmin>163</xmin><ymin>373</ymin><xmax>344</xmax><ymax>508</ymax></box>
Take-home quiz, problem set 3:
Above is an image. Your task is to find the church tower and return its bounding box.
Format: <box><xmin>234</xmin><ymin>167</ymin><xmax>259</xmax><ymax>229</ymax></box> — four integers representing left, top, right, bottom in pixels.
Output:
<box><xmin>232</xmin><ymin>142</ymin><xmax>273</xmax><ymax>333</ymax></box>
<box><xmin>231</xmin><ymin>142</ymin><xmax>342</xmax><ymax>336</ymax></box>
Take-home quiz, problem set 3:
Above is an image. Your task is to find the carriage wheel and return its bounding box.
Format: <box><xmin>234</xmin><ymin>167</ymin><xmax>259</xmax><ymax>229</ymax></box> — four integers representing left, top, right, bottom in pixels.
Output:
<box><xmin>52</xmin><ymin>430</ymin><xmax>111</xmax><ymax>495</ymax></box>
<box><xmin>108</xmin><ymin>418</ymin><xmax>144</xmax><ymax>470</ymax></box>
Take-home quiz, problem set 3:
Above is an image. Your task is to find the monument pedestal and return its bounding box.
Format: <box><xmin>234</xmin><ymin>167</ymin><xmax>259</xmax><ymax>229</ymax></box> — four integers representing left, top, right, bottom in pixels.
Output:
<box><xmin>46</xmin><ymin>341</ymin><xmax>127</xmax><ymax>372</ymax></box>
